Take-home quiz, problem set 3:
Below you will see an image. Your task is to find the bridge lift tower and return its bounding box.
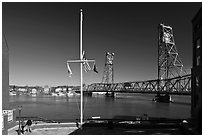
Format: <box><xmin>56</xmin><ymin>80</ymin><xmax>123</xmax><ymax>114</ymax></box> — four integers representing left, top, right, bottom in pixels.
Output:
<box><xmin>102</xmin><ymin>52</ymin><xmax>114</xmax><ymax>96</ymax></box>
<box><xmin>158</xmin><ymin>23</ymin><xmax>187</xmax><ymax>92</ymax></box>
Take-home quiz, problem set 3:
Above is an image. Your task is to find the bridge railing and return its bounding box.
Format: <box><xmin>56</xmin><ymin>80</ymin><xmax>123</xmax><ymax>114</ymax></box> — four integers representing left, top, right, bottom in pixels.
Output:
<box><xmin>87</xmin><ymin>74</ymin><xmax>191</xmax><ymax>95</ymax></box>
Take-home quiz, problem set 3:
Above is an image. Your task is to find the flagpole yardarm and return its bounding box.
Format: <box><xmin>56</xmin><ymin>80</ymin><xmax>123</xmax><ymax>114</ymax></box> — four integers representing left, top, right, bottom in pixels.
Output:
<box><xmin>67</xmin><ymin>60</ymin><xmax>95</xmax><ymax>63</ymax></box>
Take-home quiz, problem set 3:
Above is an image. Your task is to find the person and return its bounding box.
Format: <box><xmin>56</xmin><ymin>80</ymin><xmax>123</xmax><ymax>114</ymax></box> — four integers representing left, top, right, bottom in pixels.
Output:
<box><xmin>21</xmin><ymin>119</ymin><xmax>26</xmax><ymax>134</ymax></box>
<box><xmin>76</xmin><ymin>121</ymin><xmax>79</xmax><ymax>128</ymax></box>
<box><xmin>25</xmin><ymin>119</ymin><xmax>32</xmax><ymax>132</ymax></box>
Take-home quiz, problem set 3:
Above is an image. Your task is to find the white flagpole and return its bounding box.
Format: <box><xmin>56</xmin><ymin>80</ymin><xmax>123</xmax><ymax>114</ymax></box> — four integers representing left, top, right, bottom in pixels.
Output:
<box><xmin>67</xmin><ymin>9</ymin><xmax>96</xmax><ymax>128</ymax></box>
<box><xmin>80</xmin><ymin>8</ymin><xmax>83</xmax><ymax>128</ymax></box>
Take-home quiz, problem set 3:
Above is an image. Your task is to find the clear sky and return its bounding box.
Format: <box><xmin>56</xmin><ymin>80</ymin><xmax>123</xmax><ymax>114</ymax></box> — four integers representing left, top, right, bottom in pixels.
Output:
<box><xmin>2</xmin><ymin>2</ymin><xmax>201</xmax><ymax>87</ymax></box>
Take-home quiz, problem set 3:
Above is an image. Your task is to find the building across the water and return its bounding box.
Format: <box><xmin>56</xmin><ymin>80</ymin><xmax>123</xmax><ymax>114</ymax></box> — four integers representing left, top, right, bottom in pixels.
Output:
<box><xmin>191</xmin><ymin>8</ymin><xmax>202</xmax><ymax>134</ymax></box>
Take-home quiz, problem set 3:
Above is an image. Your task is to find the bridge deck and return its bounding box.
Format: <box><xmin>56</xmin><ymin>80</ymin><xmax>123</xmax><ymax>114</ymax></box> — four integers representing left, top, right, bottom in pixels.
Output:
<box><xmin>86</xmin><ymin>90</ymin><xmax>191</xmax><ymax>95</ymax></box>
<box><xmin>87</xmin><ymin>74</ymin><xmax>191</xmax><ymax>96</ymax></box>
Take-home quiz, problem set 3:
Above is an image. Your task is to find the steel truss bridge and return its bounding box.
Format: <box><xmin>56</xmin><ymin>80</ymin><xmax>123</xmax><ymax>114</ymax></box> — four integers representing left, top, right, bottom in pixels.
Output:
<box><xmin>87</xmin><ymin>74</ymin><xmax>191</xmax><ymax>95</ymax></box>
<box><xmin>86</xmin><ymin>24</ymin><xmax>192</xmax><ymax>96</ymax></box>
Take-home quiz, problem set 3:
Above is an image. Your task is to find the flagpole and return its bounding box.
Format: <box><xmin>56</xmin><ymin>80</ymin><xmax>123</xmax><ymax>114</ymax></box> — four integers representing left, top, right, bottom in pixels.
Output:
<box><xmin>66</xmin><ymin>9</ymin><xmax>97</xmax><ymax>128</ymax></box>
<box><xmin>80</xmin><ymin>8</ymin><xmax>83</xmax><ymax>128</ymax></box>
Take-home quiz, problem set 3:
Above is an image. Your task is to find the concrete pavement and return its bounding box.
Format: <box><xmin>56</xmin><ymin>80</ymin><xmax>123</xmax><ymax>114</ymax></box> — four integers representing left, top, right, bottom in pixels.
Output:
<box><xmin>8</xmin><ymin>122</ymin><xmax>78</xmax><ymax>135</ymax></box>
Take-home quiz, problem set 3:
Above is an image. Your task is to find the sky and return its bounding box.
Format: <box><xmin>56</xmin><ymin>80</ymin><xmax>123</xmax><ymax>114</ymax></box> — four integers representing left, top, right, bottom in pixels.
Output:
<box><xmin>2</xmin><ymin>2</ymin><xmax>201</xmax><ymax>87</ymax></box>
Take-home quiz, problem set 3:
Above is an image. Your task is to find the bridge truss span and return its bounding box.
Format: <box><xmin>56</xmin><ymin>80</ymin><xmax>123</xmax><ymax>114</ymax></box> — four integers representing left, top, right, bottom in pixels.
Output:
<box><xmin>87</xmin><ymin>23</ymin><xmax>191</xmax><ymax>96</ymax></box>
<box><xmin>87</xmin><ymin>74</ymin><xmax>191</xmax><ymax>95</ymax></box>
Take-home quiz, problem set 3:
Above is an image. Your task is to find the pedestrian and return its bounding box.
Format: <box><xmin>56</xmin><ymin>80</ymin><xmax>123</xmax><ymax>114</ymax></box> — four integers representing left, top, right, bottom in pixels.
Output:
<box><xmin>76</xmin><ymin>121</ymin><xmax>79</xmax><ymax>128</ymax></box>
<box><xmin>21</xmin><ymin>119</ymin><xmax>26</xmax><ymax>134</ymax></box>
<box><xmin>76</xmin><ymin>119</ymin><xmax>80</xmax><ymax>128</ymax></box>
<box><xmin>25</xmin><ymin>119</ymin><xmax>32</xmax><ymax>132</ymax></box>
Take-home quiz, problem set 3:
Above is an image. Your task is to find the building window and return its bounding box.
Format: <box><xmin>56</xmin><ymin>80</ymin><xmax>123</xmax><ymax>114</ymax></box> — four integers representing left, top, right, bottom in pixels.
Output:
<box><xmin>194</xmin><ymin>23</ymin><xmax>200</xmax><ymax>34</ymax></box>
<box><xmin>196</xmin><ymin>76</ymin><xmax>199</xmax><ymax>87</ymax></box>
<box><xmin>197</xmin><ymin>56</ymin><xmax>201</xmax><ymax>66</ymax></box>
<box><xmin>196</xmin><ymin>38</ymin><xmax>201</xmax><ymax>49</ymax></box>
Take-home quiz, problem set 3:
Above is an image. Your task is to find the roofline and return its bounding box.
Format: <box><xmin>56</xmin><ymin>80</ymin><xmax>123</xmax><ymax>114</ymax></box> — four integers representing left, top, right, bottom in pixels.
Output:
<box><xmin>192</xmin><ymin>7</ymin><xmax>202</xmax><ymax>22</ymax></box>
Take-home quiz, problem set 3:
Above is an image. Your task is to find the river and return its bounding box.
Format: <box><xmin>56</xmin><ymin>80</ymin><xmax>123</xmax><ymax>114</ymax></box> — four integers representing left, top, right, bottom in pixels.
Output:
<box><xmin>9</xmin><ymin>94</ymin><xmax>191</xmax><ymax>122</ymax></box>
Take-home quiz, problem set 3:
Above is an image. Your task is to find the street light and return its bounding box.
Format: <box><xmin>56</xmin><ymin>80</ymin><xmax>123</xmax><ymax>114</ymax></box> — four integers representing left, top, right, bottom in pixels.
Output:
<box><xmin>17</xmin><ymin>106</ymin><xmax>22</xmax><ymax>135</ymax></box>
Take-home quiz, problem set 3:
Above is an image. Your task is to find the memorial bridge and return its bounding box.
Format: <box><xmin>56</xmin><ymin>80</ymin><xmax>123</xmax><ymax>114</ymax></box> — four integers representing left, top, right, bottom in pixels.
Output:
<box><xmin>87</xmin><ymin>74</ymin><xmax>191</xmax><ymax>95</ymax></box>
<box><xmin>86</xmin><ymin>24</ymin><xmax>191</xmax><ymax>96</ymax></box>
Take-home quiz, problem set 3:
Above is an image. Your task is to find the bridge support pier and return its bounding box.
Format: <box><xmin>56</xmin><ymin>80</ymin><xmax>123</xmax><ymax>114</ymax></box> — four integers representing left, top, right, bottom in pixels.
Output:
<box><xmin>105</xmin><ymin>92</ymin><xmax>115</xmax><ymax>98</ymax></box>
<box><xmin>152</xmin><ymin>93</ymin><xmax>172</xmax><ymax>103</ymax></box>
<box><xmin>84</xmin><ymin>91</ymin><xmax>92</xmax><ymax>97</ymax></box>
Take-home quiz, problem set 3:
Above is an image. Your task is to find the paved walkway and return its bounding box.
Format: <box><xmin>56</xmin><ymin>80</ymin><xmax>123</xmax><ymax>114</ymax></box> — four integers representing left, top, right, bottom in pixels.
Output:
<box><xmin>8</xmin><ymin>122</ymin><xmax>78</xmax><ymax>135</ymax></box>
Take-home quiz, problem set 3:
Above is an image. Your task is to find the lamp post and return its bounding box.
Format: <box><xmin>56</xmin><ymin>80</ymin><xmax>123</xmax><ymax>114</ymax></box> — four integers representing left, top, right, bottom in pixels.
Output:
<box><xmin>17</xmin><ymin>106</ymin><xmax>22</xmax><ymax>135</ymax></box>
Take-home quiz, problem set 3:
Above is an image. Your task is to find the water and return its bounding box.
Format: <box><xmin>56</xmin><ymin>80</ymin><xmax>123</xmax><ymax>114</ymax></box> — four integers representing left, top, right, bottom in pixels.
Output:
<box><xmin>9</xmin><ymin>94</ymin><xmax>191</xmax><ymax>122</ymax></box>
